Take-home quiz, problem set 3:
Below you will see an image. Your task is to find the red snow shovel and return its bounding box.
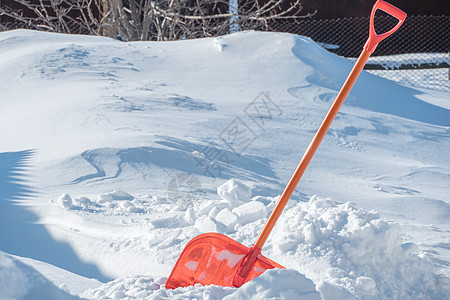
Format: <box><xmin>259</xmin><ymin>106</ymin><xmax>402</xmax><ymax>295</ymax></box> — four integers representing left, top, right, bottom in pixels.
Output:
<box><xmin>166</xmin><ymin>0</ymin><xmax>406</xmax><ymax>289</ymax></box>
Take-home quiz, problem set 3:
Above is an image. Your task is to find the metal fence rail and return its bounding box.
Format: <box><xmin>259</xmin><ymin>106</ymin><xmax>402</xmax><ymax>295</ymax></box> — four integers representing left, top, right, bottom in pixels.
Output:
<box><xmin>0</xmin><ymin>19</ymin><xmax>90</xmax><ymax>35</ymax></box>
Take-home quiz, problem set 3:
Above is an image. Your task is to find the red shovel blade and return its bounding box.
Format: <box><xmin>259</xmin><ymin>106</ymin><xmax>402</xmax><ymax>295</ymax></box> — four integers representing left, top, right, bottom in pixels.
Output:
<box><xmin>165</xmin><ymin>233</ymin><xmax>284</xmax><ymax>289</ymax></box>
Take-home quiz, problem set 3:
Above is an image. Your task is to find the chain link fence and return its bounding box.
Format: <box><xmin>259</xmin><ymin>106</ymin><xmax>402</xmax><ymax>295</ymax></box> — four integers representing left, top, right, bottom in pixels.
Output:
<box><xmin>267</xmin><ymin>15</ymin><xmax>450</xmax><ymax>91</ymax></box>
<box><xmin>0</xmin><ymin>19</ymin><xmax>91</xmax><ymax>35</ymax></box>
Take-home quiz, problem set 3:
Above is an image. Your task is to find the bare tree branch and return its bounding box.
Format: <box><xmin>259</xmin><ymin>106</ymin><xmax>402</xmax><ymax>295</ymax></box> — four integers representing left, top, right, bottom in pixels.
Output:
<box><xmin>1</xmin><ymin>0</ymin><xmax>312</xmax><ymax>41</ymax></box>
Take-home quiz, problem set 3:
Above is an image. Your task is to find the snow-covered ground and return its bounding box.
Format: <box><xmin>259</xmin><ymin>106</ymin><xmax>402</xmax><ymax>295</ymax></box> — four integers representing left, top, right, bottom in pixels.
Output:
<box><xmin>0</xmin><ymin>29</ymin><xmax>449</xmax><ymax>299</ymax></box>
<box><xmin>363</xmin><ymin>52</ymin><xmax>450</xmax><ymax>91</ymax></box>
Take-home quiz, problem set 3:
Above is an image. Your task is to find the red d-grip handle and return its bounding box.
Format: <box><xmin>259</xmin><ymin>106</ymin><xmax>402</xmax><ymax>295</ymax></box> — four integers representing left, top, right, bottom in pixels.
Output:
<box><xmin>364</xmin><ymin>0</ymin><xmax>407</xmax><ymax>53</ymax></box>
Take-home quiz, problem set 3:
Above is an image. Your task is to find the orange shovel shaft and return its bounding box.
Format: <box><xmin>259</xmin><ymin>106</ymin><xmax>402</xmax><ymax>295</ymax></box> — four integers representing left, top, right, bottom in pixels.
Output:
<box><xmin>254</xmin><ymin>0</ymin><xmax>407</xmax><ymax>250</ymax></box>
<box><xmin>254</xmin><ymin>49</ymin><xmax>372</xmax><ymax>249</ymax></box>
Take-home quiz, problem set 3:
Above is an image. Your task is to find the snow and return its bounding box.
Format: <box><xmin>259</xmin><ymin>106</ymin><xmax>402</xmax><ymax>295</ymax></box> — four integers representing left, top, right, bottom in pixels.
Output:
<box><xmin>215</xmin><ymin>250</ymin><xmax>244</xmax><ymax>268</ymax></box>
<box><xmin>215</xmin><ymin>208</ymin><xmax>238</xmax><ymax>231</ymax></box>
<box><xmin>266</xmin><ymin>196</ymin><xmax>450</xmax><ymax>299</ymax></box>
<box><xmin>0</xmin><ymin>251</ymin><xmax>77</xmax><ymax>300</ymax></box>
<box><xmin>0</xmin><ymin>29</ymin><xmax>449</xmax><ymax>299</ymax></box>
<box><xmin>195</xmin><ymin>216</ymin><xmax>218</xmax><ymax>233</ymax></box>
<box><xmin>232</xmin><ymin>200</ymin><xmax>268</xmax><ymax>225</ymax></box>
<box><xmin>97</xmin><ymin>190</ymin><xmax>135</xmax><ymax>203</ymax></box>
<box><xmin>217</xmin><ymin>179</ymin><xmax>251</xmax><ymax>205</ymax></box>
<box><xmin>223</xmin><ymin>269</ymin><xmax>321</xmax><ymax>300</ymax></box>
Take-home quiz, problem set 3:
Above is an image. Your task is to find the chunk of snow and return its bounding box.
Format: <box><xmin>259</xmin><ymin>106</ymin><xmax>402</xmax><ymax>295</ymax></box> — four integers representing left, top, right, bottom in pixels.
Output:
<box><xmin>119</xmin><ymin>201</ymin><xmax>139</xmax><ymax>213</ymax></box>
<box><xmin>302</xmin><ymin>223</ymin><xmax>316</xmax><ymax>245</ymax></box>
<box><xmin>215</xmin><ymin>250</ymin><xmax>244</xmax><ymax>268</ymax></box>
<box><xmin>184</xmin><ymin>207</ymin><xmax>196</xmax><ymax>224</ymax></box>
<box><xmin>185</xmin><ymin>261</ymin><xmax>199</xmax><ymax>271</ymax></box>
<box><xmin>56</xmin><ymin>193</ymin><xmax>73</xmax><ymax>209</ymax></box>
<box><xmin>208</xmin><ymin>206</ymin><xmax>220</xmax><ymax>218</ymax></box>
<box><xmin>135</xmin><ymin>290</ymin><xmax>148</xmax><ymax>298</ymax></box>
<box><xmin>194</xmin><ymin>216</ymin><xmax>217</xmax><ymax>233</ymax></box>
<box><xmin>277</xmin><ymin>237</ymin><xmax>300</xmax><ymax>252</ymax></box>
<box><xmin>232</xmin><ymin>200</ymin><xmax>268</xmax><ymax>225</ymax></box>
<box><xmin>73</xmin><ymin>196</ymin><xmax>93</xmax><ymax>209</ymax></box>
<box><xmin>317</xmin><ymin>282</ymin><xmax>354</xmax><ymax>300</ymax></box>
<box><xmin>217</xmin><ymin>179</ymin><xmax>251</xmax><ymax>205</ymax></box>
<box><xmin>97</xmin><ymin>190</ymin><xmax>134</xmax><ymax>203</ymax></box>
<box><xmin>198</xmin><ymin>201</ymin><xmax>216</xmax><ymax>216</ymax></box>
<box><xmin>356</xmin><ymin>276</ymin><xmax>376</xmax><ymax>292</ymax></box>
<box><xmin>215</xmin><ymin>208</ymin><xmax>238</xmax><ymax>230</ymax></box>
<box><xmin>112</xmin><ymin>290</ymin><xmax>125</xmax><ymax>299</ymax></box>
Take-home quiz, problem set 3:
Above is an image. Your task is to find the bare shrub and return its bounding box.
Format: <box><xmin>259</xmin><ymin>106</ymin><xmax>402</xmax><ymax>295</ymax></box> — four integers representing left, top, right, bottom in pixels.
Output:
<box><xmin>0</xmin><ymin>0</ymin><xmax>312</xmax><ymax>41</ymax></box>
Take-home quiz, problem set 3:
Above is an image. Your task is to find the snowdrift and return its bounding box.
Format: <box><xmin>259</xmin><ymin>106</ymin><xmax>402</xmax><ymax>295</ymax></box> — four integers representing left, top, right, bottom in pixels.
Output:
<box><xmin>0</xmin><ymin>29</ymin><xmax>449</xmax><ymax>299</ymax></box>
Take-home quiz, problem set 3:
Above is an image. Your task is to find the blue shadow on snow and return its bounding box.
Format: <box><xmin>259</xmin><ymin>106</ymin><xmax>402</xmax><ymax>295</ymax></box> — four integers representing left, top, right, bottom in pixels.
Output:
<box><xmin>291</xmin><ymin>36</ymin><xmax>450</xmax><ymax>127</ymax></box>
<box><xmin>0</xmin><ymin>150</ymin><xmax>111</xmax><ymax>282</ymax></box>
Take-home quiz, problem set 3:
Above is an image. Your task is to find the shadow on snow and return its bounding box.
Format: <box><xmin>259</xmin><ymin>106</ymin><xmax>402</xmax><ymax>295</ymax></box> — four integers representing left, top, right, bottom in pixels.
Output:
<box><xmin>0</xmin><ymin>150</ymin><xmax>111</xmax><ymax>282</ymax></box>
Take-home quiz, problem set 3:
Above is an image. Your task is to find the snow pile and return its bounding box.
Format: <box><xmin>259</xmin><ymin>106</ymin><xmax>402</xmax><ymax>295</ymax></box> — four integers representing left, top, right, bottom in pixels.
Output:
<box><xmin>192</xmin><ymin>179</ymin><xmax>270</xmax><ymax>233</ymax></box>
<box><xmin>81</xmin><ymin>274</ymin><xmax>235</xmax><ymax>300</ymax></box>
<box><xmin>81</xmin><ymin>268</ymin><xmax>320</xmax><ymax>300</ymax></box>
<box><xmin>56</xmin><ymin>193</ymin><xmax>97</xmax><ymax>211</ymax></box>
<box><xmin>0</xmin><ymin>251</ymin><xmax>76</xmax><ymax>300</ymax></box>
<box><xmin>267</xmin><ymin>196</ymin><xmax>449</xmax><ymax>299</ymax></box>
<box><xmin>225</xmin><ymin>269</ymin><xmax>321</xmax><ymax>300</ymax></box>
<box><xmin>81</xmin><ymin>275</ymin><xmax>164</xmax><ymax>299</ymax></box>
<box><xmin>54</xmin><ymin>191</ymin><xmax>159</xmax><ymax>215</ymax></box>
<box><xmin>78</xmin><ymin>185</ymin><xmax>448</xmax><ymax>299</ymax></box>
